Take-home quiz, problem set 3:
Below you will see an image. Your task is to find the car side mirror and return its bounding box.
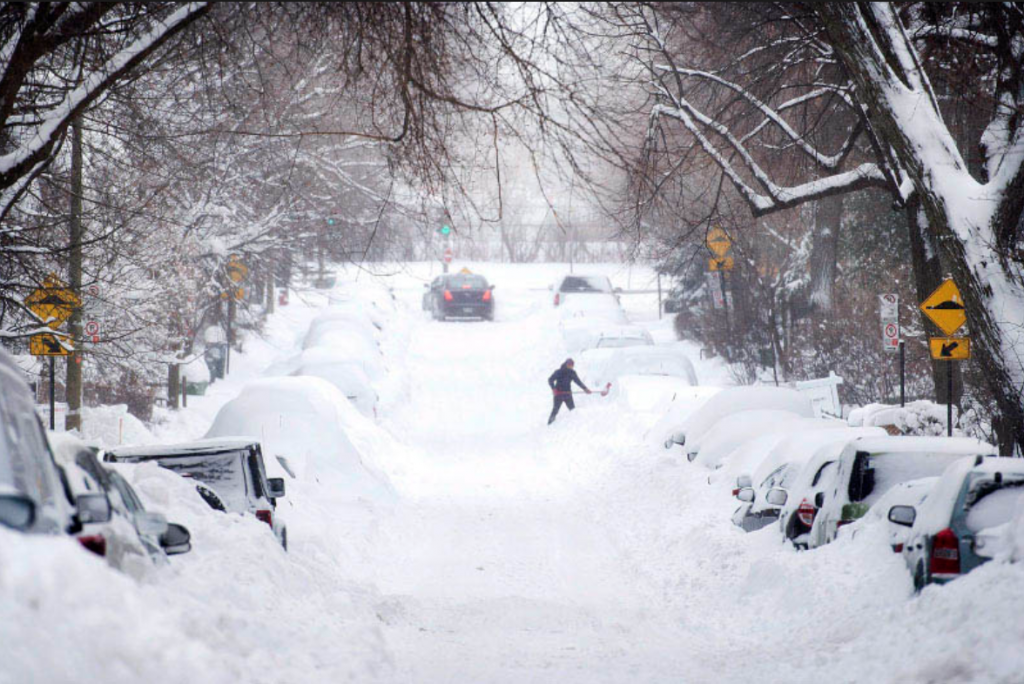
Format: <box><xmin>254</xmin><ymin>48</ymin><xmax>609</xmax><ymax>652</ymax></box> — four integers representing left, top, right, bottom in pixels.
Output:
<box><xmin>160</xmin><ymin>523</ymin><xmax>192</xmax><ymax>555</ymax></box>
<box><xmin>268</xmin><ymin>477</ymin><xmax>286</xmax><ymax>499</ymax></box>
<box><xmin>0</xmin><ymin>494</ymin><xmax>36</xmax><ymax>531</ymax></box>
<box><xmin>76</xmin><ymin>493</ymin><xmax>112</xmax><ymax>524</ymax></box>
<box><xmin>814</xmin><ymin>492</ymin><xmax>825</xmax><ymax>508</ymax></box>
<box><xmin>736</xmin><ymin>474</ymin><xmax>752</xmax><ymax>489</ymax></box>
<box><xmin>135</xmin><ymin>511</ymin><xmax>168</xmax><ymax>537</ymax></box>
<box><xmin>887</xmin><ymin>505</ymin><xmax>916</xmax><ymax>527</ymax></box>
<box><xmin>737</xmin><ymin>488</ymin><xmax>755</xmax><ymax>503</ymax></box>
<box><xmin>766</xmin><ymin>488</ymin><xmax>788</xmax><ymax>506</ymax></box>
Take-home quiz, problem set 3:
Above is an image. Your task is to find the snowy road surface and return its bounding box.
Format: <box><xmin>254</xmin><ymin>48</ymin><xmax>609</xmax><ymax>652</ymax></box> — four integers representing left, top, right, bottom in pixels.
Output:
<box><xmin>5</xmin><ymin>262</ymin><xmax>1024</xmax><ymax>684</ymax></box>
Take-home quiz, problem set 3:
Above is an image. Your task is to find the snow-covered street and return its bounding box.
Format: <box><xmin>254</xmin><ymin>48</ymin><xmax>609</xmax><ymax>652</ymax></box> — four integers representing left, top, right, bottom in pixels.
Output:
<box><xmin>7</xmin><ymin>262</ymin><xmax>1024</xmax><ymax>684</ymax></box>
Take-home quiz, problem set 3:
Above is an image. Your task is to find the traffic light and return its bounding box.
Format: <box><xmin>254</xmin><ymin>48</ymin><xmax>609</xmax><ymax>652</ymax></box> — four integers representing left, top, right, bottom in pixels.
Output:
<box><xmin>327</xmin><ymin>218</ymin><xmax>336</xmax><ymax>226</ymax></box>
<box><xmin>439</xmin><ymin>224</ymin><xmax>451</xmax><ymax>236</ymax></box>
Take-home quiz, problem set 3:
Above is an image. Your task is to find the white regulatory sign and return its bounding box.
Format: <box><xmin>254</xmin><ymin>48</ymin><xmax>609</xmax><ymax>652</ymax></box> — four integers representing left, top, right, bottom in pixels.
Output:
<box><xmin>879</xmin><ymin>293</ymin><xmax>899</xmax><ymax>352</ymax></box>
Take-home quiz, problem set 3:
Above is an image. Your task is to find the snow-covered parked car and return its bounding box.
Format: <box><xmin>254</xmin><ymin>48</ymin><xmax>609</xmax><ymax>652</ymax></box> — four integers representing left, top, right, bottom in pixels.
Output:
<box><xmin>583</xmin><ymin>347</ymin><xmax>698</xmax><ymax>388</ymax></box>
<box><xmin>203</xmin><ymin>377</ymin><xmax>394</xmax><ymax>504</ymax></box>
<box><xmin>0</xmin><ymin>348</ymin><xmax>76</xmax><ymax>535</ymax></box>
<box><xmin>661</xmin><ymin>385</ymin><xmax>815</xmax><ymax>454</ymax></box>
<box><xmin>552</xmin><ymin>274</ymin><xmax>628</xmax><ymax>324</ymax></box>
<box><xmin>732</xmin><ymin>427</ymin><xmax>886</xmax><ymax>533</ymax></box>
<box><xmin>594</xmin><ymin>326</ymin><xmax>654</xmax><ymax>349</ymax></box>
<box><xmin>106</xmin><ymin>437</ymin><xmax>288</xmax><ymax>550</ymax></box>
<box><xmin>772</xmin><ymin>435</ymin><xmax>995</xmax><ymax>550</ymax></box>
<box><xmin>840</xmin><ymin>476</ymin><xmax>937</xmax><ymax>553</ymax></box>
<box><xmin>690</xmin><ymin>412</ymin><xmax>837</xmax><ymax>469</ymax></box>
<box><xmin>889</xmin><ymin>455</ymin><xmax>1024</xmax><ymax>590</ymax></box>
<box><xmin>50</xmin><ymin>433</ymin><xmax>190</xmax><ymax>575</ymax></box>
<box><xmin>264</xmin><ymin>347</ymin><xmax>380</xmax><ymax>419</ymax></box>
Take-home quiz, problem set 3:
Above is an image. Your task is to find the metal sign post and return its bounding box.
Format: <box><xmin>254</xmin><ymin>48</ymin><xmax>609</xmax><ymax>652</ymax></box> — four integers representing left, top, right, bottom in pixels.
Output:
<box><xmin>920</xmin><ymin>278</ymin><xmax>969</xmax><ymax>437</ymax></box>
<box><xmin>48</xmin><ymin>357</ymin><xmax>55</xmax><ymax>430</ymax></box>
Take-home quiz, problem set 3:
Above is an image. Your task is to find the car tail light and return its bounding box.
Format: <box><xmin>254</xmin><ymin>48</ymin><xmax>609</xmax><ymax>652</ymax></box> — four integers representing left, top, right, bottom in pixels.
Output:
<box><xmin>731</xmin><ymin>488</ymin><xmax>740</xmax><ymax>497</ymax></box>
<box><xmin>482</xmin><ymin>289</ymin><xmax>491</xmax><ymax>301</ymax></box>
<box><xmin>443</xmin><ymin>290</ymin><xmax>453</xmax><ymax>301</ymax></box>
<box><xmin>797</xmin><ymin>499</ymin><xmax>816</xmax><ymax>527</ymax></box>
<box><xmin>256</xmin><ymin>509</ymin><xmax>273</xmax><ymax>528</ymax></box>
<box><xmin>554</xmin><ymin>293</ymin><xmax>560</xmax><ymax>306</ymax></box>
<box><xmin>929</xmin><ymin>527</ymin><xmax>961</xmax><ymax>579</ymax></box>
<box><xmin>893</xmin><ymin>543</ymin><xmax>904</xmax><ymax>553</ymax></box>
<box><xmin>78</xmin><ymin>534</ymin><xmax>107</xmax><ymax>557</ymax></box>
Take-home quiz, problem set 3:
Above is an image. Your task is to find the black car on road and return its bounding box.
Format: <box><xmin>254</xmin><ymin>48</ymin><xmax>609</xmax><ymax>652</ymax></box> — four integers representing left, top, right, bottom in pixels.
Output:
<box><xmin>424</xmin><ymin>273</ymin><xmax>494</xmax><ymax>321</ymax></box>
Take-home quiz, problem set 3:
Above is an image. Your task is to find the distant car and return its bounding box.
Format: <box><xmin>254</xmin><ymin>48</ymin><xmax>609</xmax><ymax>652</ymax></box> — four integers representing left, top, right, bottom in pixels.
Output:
<box><xmin>590</xmin><ymin>347</ymin><xmax>698</xmax><ymax>386</ymax></box>
<box><xmin>771</xmin><ymin>436</ymin><xmax>995</xmax><ymax>549</ymax></box>
<box><xmin>424</xmin><ymin>273</ymin><xmax>494</xmax><ymax>320</ymax></box>
<box><xmin>106</xmin><ymin>438</ymin><xmax>287</xmax><ymax>550</ymax></box>
<box><xmin>0</xmin><ymin>348</ymin><xmax>77</xmax><ymax>535</ymax></box>
<box><xmin>552</xmin><ymin>274</ymin><xmax>627</xmax><ymax>324</ymax></box>
<box><xmin>891</xmin><ymin>455</ymin><xmax>1024</xmax><ymax>590</ymax></box>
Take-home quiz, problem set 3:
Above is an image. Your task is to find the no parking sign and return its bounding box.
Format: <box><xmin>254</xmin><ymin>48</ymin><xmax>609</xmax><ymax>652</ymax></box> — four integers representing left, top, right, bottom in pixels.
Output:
<box><xmin>879</xmin><ymin>294</ymin><xmax>899</xmax><ymax>352</ymax></box>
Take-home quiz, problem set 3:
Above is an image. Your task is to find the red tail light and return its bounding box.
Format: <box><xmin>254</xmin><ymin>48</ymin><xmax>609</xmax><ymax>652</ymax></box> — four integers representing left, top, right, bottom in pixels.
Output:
<box><xmin>929</xmin><ymin>527</ymin><xmax>961</xmax><ymax>579</ymax></box>
<box><xmin>731</xmin><ymin>488</ymin><xmax>740</xmax><ymax>497</ymax></box>
<box><xmin>554</xmin><ymin>293</ymin><xmax>560</xmax><ymax>306</ymax></box>
<box><xmin>256</xmin><ymin>509</ymin><xmax>273</xmax><ymax>528</ymax></box>
<box><xmin>78</xmin><ymin>534</ymin><xmax>107</xmax><ymax>557</ymax></box>
<box><xmin>797</xmin><ymin>499</ymin><xmax>816</xmax><ymax>528</ymax></box>
<box><xmin>482</xmin><ymin>289</ymin><xmax>491</xmax><ymax>301</ymax></box>
<box><xmin>443</xmin><ymin>290</ymin><xmax>453</xmax><ymax>301</ymax></box>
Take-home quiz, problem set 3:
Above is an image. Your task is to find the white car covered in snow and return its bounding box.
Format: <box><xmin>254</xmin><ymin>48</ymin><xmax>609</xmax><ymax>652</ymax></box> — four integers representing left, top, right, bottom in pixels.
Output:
<box><xmin>660</xmin><ymin>385</ymin><xmax>816</xmax><ymax>455</ymax></box>
<box><xmin>594</xmin><ymin>326</ymin><xmax>654</xmax><ymax>348</ymax></box>
<box><xmin>690</xmin><ymin>412</ymin><xmax>842</xmax><ymax>470</ymax></box>
<box><xmin>552</xmin><ymin>274</ymin><xmax>628</xmax><ymax>324</ymax></box>
<box><xmin>265</xmin><ymin>347</ymin><xmax>380</xmax><ymax>419</ymax></box>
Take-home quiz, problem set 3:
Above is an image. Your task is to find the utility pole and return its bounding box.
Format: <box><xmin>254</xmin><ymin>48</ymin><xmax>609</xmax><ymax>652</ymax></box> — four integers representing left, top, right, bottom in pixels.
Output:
<box><xmin>65</xmin><ymin>113</ymin><xmax>84</xmax><ymax>432</ymax></box>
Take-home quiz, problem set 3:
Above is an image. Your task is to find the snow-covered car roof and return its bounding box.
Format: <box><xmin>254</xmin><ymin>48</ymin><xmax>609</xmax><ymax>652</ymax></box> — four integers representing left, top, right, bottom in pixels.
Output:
<box><xmin>908</xmin><ymin>456</ymin><xmax>1024</xmax><ymax>537</ymax></box>
<box><xmin>843</xmin><ymin>435</ymin><xmax>996</xmax><ymax>457</ymax></box>
<box><xmin>107</xmin><ymin>437</ymin><xmax>260</xmax><ymax>461</ymax></box>
<box><xmin>692</xmin><ymin>411</ymin><xmax>837</xmax><ymax>469</ymax></box>
<box><xmin>554</xmin><ymin>274</ymin><xmax>614</xmax><ymax>293</ymax></box>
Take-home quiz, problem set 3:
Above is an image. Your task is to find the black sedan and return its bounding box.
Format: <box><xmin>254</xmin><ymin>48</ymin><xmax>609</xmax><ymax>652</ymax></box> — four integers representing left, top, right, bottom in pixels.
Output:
<box><xmin>424</xmin><ymin>273</ymin><xmax>495</xmax><ymax>321</ymax></box>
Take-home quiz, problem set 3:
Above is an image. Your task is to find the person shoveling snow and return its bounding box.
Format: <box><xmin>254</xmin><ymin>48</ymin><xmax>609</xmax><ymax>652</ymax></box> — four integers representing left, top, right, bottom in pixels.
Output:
<box><xmin>547</xmin><ymin>358</ymin><xmax>610</xmax><ymax>424</ymax></box>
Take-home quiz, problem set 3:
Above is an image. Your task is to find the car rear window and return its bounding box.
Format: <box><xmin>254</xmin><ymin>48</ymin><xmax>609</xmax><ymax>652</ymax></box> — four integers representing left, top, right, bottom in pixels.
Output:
<box><xmin>854</xmin><ymin>452</ymin><xmax>970</xmax><ymax>505</ymax></box>
<box><xmin>155</xmin><ymin>453</ymin><xmax>249</xmax><ymax>512</ymax></box>
<box><xmin>446</xmin><ymin>275</ymin><xmax>488</xmax><ymax>289</ymax></box>
<box><xmin>965</xmin><ymin>480</ymin><xmax>1024</xmax><ymax>533</ymax></box>
<box><xmin>559</xmin><ymin>276</ymin><xmax>611</xmax><ymax>293</ymax></box>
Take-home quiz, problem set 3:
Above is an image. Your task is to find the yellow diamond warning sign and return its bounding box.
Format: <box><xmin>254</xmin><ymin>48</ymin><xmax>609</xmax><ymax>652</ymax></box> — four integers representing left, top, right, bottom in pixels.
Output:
<box><xmin>920</xmin><ymin>279</ymin><xmax>966</xmax><ymax>336</ymax></box>
<box><xmin>25</xmin><ymin>274</ymin><xmax>80</xmax><ymax>329</ymax></box>
<box><xmin>706</xmin><ymin>227</ymin><xmax>732</xmax><ymax>258</ymax></box>
<box><xmin>226</xmin><ymin>255</ymin><xmax>248</xmax><ymax>284</ymax></box>
<box><xmin>929</xmin><ymin>337</ymin><xmax>970</xmax><ymax>361</ymax></box>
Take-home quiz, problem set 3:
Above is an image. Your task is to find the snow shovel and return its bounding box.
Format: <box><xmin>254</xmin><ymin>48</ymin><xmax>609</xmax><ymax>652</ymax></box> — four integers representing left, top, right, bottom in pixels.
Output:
<box><xmin>556</xmin><ymin>382</ymin><xmax>612</xmax><ymax>397</ymax></box>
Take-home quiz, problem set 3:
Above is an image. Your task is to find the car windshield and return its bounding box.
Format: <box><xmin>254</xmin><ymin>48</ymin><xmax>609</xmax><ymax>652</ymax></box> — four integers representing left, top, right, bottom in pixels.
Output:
<box><xmin>446</xmin><ymin>275</ymin><xmax>488</xmax><ymax>289</ymax></box>
<box><xmin>155</xmin><ymin>453</ymin><xmax>249</xmax><ymax>512</ymax></box>
<box><xmin>0</xmin><ymin>389</ymin><xmax>58</xmax><ymax>509</ymax></box>
<box><xmin>559</xmin><ymin>276</ymin><xmax>611</xmax><ymax>293</ymax></box>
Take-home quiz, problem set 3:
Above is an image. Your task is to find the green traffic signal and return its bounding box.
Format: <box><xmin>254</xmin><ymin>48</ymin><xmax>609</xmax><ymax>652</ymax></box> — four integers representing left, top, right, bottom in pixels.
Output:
<box><xmin>439</xmin><ymin>224</ymin><xmax>451</xmax><ymax>235</ymax></box>
<box><xmin>327</xmin><ymin>218</ymin><xmax>335</xmax><ymax>226</ymax></box>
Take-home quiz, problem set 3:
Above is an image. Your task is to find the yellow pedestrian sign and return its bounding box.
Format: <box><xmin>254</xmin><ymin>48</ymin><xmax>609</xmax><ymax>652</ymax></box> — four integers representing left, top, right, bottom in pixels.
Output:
<box><xmin>708</xmin><ymin>257</ymin><xmax>734</xmax><ymax>272</ymax></box>
<box><xmin>706</xmin><ymin>227</ymin><xmax>732</xmax><ymax>258</ymax></box>
<box><xmin>25</xmin><ymin>274</ymin><xmax>80</xmax><ymax>328</ymax></box>
<box><xmin>30</xmin><ymin>332</ymin><xmax>71</xmax><ymax>356</ymax></box>
<box><xmin>226</xmin><ymin>255</ymin><xmax>248</xmax><ymax>284</ymax></box>
<box><xmin>930</xmin><ymin>337</ymin><xmax>970</xmax><ymax>361</ymax></box>
<box><xmin>920</xmin><ymin>279</ymin><xmax>966</xmax><ymax>336</ymax></box>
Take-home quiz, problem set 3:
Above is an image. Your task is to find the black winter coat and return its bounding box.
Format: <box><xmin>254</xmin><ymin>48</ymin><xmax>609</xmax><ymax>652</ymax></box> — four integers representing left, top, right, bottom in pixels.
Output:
<box><xmin>548</xmin><ymin>362</ymin><xmax>588</xmax><ymax>393</ymax></box>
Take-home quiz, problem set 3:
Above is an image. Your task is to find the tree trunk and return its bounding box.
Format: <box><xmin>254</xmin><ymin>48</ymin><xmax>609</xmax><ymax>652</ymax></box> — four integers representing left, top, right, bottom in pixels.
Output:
<box><xmin>65</xmin><ymin>114</ymin><xmax>84</xmax><ymax>432</ymax></box>
<box><xmin>904</xmin><ymin>197</ymin><xmax>963</xmax><ymax>405</ymax></box>
<box><xmin>265</xmin><ymin>262</ymin><xmax>275</xmax><ymax>314</ymax></box>
<box><xmin>809</xmin><ymin>194</ymin><xmax>843</xmax><ymax>312</ymax></box>
<box><xmin>818</xmin><ymin>4</ymin><xmax>1024</xmax><ymax>454</ymax></box>
<box><xmin>168</xmin><ymin>363</ymin><xmax>180</xmax><ymax>410</ymax></box>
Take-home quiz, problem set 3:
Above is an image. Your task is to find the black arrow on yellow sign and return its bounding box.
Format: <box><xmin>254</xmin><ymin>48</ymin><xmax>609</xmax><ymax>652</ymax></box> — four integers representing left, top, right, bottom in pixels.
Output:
<box><xmin>940</xmin><ymin>341</ymin><xmax>959</xmax><ymax>357</ymax></box>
